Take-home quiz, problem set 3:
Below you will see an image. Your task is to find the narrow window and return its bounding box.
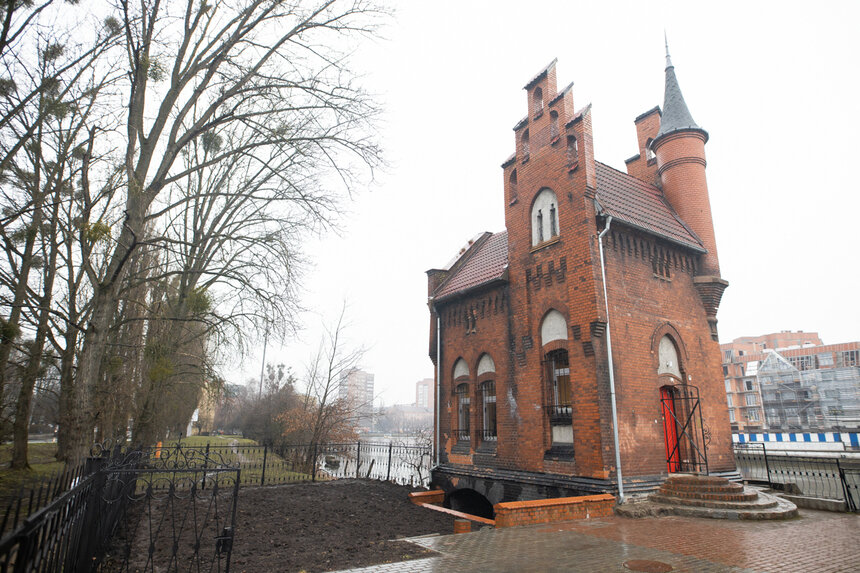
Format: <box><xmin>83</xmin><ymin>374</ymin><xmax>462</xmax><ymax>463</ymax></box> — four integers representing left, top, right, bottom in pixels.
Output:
<box><xmin>521</xmin><ymin>129</ymin><xmax>530</xmax><ymax>160</ymax></box>
<box><xmin>545</xmin><ymin>348</ymin><xmax>573</xmax><ymax>450</ymax></box>
<box><xmin>550</xmin><ymin>110</ymin><xmax>559</xmax><ymax>141</ymax></box>
<box><xmin>509</xmin><ymin>169</ymin><xmax>518</xmax><ymax>203</ymax></box>
<box><xmin>549</xmin><ymin>203</ymin><xmax>557</xmax><ymax>237</ymax></box>
<box><xmin>646</xmin><ymin>138</ymin><xmax>656</xmax><ymax>162</ymax></box>
<box><xmin>566</xmin><ymin>135</ymin><xmax>578</xmax><ymax>166</ymax></box>
<box><xmin>456</xmin><ymin>383</ymin><xmax>470</xmax><ymax>441</ymax></box>
<box><xmin>537</xmin><ymin>209</ymin><xmax>544</xmax><ymax>242</ymax></box>
<box><xmin>533</xmin><ymin>87</ymin><xmax>543</xmax><ymax>117</ymax></box>
<box><xmin>481</xmin><ymin>381</ymin><xmax>497</xmax><ymax>440</ymax></box>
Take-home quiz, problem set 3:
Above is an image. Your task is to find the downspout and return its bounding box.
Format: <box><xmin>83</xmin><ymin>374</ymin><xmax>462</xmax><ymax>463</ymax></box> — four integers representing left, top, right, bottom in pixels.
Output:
<box><xmin>598</xmin><ymin>214</ymin><xmax>625</xmax><ymax>504</ymax></box>
<box><xmin>434</xmin><ymin>306</ymin><xmax>442</xmax><ymax>467</ymax></box>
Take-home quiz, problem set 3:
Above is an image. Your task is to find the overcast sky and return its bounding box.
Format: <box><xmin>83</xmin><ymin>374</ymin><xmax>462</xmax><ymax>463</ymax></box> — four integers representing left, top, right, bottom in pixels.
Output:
<box><xmin>227</xmin><ymin>1</ymin><xmax>860</xmax><ymax>406</ymax></box>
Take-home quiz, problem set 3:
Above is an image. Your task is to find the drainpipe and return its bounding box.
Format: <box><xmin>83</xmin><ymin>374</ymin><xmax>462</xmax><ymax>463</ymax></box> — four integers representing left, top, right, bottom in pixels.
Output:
<box><xmin>434</xmin><ymin>306</ymin><xmax>442</xmax><ymax>467</ymax></box>
<box><xmin>598</xmin><ymin>215</ymin><xmax>625</xmax><ymax>504</ymax></box>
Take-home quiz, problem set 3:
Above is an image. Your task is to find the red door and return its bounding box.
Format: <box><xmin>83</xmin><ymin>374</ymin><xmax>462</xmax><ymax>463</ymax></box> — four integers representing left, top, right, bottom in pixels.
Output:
<box><xmin>660</xmin><ymin>387</ymin><xmax>681</xmax><ymax>473</ymax></box>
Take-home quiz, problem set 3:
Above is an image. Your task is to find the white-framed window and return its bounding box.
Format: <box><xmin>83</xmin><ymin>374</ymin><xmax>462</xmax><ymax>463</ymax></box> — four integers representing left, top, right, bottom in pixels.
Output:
<box><xmin>531</xmin><ymin>188</ymin><xmax>559</xmax><ymax>246</ymax></box>
<box><xmin>745</xmin><ymin>393</ymin><xmax>757</xmax><ymax>406</ymax></box>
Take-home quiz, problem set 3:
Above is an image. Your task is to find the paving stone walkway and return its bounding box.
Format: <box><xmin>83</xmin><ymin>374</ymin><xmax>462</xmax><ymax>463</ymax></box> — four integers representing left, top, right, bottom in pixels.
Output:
<box><xmin>333</xmin><ymin>508</ymin><xmax>859</xmax><ymax>572</ymax></box>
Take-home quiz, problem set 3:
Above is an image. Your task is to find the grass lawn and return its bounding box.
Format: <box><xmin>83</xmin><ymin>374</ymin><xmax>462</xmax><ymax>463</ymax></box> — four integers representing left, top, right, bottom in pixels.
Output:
<box><xmin>0</xmin><ymin>442</ymin><xmax>66</xmax><ymax>509</ymax></box>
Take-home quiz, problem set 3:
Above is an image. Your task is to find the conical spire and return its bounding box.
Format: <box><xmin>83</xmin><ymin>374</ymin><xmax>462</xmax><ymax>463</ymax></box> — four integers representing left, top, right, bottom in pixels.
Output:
<box><xmin>653</xmin><ymin>38</ymin><xmax>708</xmax><ymax>144</ymax></box>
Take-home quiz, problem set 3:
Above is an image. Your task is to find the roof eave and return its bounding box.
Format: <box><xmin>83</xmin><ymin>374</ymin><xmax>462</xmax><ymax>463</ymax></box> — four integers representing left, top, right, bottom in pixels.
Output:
<box><xmin>594</xmin><ymin>198</ymin><xmax>707</xmax><ymax>254</ymax></box>
<box><xmin>433</xmin><ymin>276</ymin><xmax>509</xmax><ymax>305</ymax></box>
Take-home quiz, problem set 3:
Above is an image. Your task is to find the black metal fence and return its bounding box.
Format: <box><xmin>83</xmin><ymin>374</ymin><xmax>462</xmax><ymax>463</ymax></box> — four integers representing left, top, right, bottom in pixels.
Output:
<box><xmin>190</xmin><ymin>441</ymin><xmax>432</xmax><ymax>488</ymax></box>
<box><xmin>0</xmin><ymin>444</ymin><xmax>240</xmax><ymax>572</ymax></box>
<box><xmin>0</xmin><ymin>439</ymin><xmax>431</xmax><ymax>572</ymax></box>
<box><xmin>733</xmin><ymin>443</ymin><xmax>859</xmax><ymax>511</ymax></box>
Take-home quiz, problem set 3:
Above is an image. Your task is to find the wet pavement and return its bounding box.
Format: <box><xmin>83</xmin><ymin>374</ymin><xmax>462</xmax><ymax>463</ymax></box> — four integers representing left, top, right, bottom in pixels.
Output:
<box><xmin>333</xmin><ymin>508</ymin><xmax>859</xmax><ymax>572</ymax></box>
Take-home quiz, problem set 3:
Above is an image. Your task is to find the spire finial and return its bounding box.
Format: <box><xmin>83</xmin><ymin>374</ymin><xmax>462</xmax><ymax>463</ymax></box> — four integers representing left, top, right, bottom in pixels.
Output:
<box><xmin>664</xmin><ymin>31</ymin><xmax>673</xmax><ymax>69</ymax></box>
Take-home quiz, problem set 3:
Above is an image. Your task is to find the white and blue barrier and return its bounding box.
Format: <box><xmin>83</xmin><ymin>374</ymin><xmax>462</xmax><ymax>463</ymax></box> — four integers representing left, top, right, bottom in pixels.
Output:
<box><xmin>733</xmin><ymin>431</ymin><xmax>860</xmax><ymax>451</ymax></box>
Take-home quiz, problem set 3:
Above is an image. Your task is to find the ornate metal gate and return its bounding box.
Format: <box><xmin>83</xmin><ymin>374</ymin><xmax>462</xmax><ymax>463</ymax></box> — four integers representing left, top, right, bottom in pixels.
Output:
<box><xmin>660</xmin><ymin>384</ymin><xmax>709</xmax><ymax>474</ymax></box>
<box><xmin>95</xmin><ymin>444</ymin><xmax>240</xmax><ymax>572</ymax></box>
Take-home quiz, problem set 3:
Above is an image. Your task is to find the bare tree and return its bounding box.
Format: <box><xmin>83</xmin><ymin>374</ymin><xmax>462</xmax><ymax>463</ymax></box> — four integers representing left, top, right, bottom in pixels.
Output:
<box><xmin>279</xmin><ymin>305</ymin><xmax>365</xmax><ymax>450</ymax></box>
<box><xmin>69</xmin><ymin>0</ymin><xmax>383</xmax><ymax>460</ymax></box>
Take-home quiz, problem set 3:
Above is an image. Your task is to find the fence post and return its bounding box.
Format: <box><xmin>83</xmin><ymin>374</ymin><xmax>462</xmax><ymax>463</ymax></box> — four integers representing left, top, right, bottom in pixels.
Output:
<box><xmin>356</xmin><ymin>441</ymin><xmax>361</xmax><ymax>479</ymax></box>
<box><xmin>202</xmin><ymin>443</ymin><xmax>210</xmax><ymax>491</ymax></box>
<box><xmin>261</xmin><ymin>444</ymin><xmax>268</xmax><ymax>486</ymax></box>
<box><xmin>761</xmin><ymin>442</ymin><xmax>772</xmax><ymax>488</ymax></box>
<box><xmin>386</xmin><ymin>442</ymin><xmax>393</xmax><ymax>482</ymax></box>
<box><xmin>836</xmin><ymin>459</ymin><xmax>855</xmax><ymax>512</ymax></box>
<box><xmin>311</xmin><ymin>444</ymin><xmax>318</xmax><ymax>482</ymax></box>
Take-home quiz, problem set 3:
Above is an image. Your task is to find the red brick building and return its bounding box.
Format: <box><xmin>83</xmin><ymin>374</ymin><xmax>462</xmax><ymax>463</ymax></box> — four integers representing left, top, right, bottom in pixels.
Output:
<box><xmin>427</xmin><ymin>53</ymin><xmax>737</xmax><ymax>513</ymax></box>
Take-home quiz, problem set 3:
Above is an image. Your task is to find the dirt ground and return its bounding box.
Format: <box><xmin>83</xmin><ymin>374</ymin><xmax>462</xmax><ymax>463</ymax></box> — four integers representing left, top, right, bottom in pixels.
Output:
<box><xmin>230</xmin><ymin>479</ymin><xmax>453</xmax><ymax>573</ymax></box>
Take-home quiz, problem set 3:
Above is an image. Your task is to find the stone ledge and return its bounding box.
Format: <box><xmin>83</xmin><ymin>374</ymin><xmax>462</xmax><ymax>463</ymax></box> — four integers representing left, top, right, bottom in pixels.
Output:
<box><xmin>494</xmin><ymin>494</ymin><xmax>615</xmax><ymax>528</ymax></box>
<box><xmin>408</xmin><ymin>490</ymin><xmax>445</xmax><ymax>506</ymax></box>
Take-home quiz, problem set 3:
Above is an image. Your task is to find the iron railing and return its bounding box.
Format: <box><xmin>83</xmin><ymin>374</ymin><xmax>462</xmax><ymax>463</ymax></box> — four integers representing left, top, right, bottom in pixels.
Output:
<box><xmin>733</xmin><ymin>443</ymin><xmax>859</xmax><ymax>511</ymax></box>
<box><xmin>545</xmin><ymin>404</ymin><xmax>572</xmax><ymax>425</ymax></box>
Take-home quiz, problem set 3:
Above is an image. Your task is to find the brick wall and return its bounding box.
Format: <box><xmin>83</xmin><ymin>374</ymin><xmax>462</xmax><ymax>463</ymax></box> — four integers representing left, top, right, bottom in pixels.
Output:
<box><xmin>494</xmin><ymin>494</ymin><xmax>615</xmax><ymax>527</ymax></box>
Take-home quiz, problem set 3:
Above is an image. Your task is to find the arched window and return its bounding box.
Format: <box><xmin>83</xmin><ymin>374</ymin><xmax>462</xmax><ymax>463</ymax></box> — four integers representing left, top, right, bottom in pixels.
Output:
<box><xmin>645</xmin><ymin>138</ymin><xmax>656</xmax><ymax>162</ymax></box>
<box><xmin>455</xmin><ymin>383</ymin><xmax>470</xmax><ymax>441</ymax></box>
<box><xmin>550</xmin><ymin>110</ymin><xmax>559</xmax><ymax>141</ymax></box>
<box><xmin>533</xmin><ymin>87</ymin><xmax>543</xmax><ymax>118</ymax></box>
<box><xmin>540</xmin><ymin>309</ymin><xmax>567</xmax><ymax>345</ymax></box>
<box><xmin>658</xmin><ymin>335</ymin><xmax>682</xmax><ymax>379</ymax></box>
<box><xmin>453</xmin><ymin>358</ymin><xmax>469</xmax><ymax>381</ymax></box>
<box><xmin>521</xmin><ymin>129</ymin><xmax>530</xmax><ymax>161</ymax></box>
<box><xmin>566</xmin><ymin>135</ymin><xmax>578</xmax><ymax>167</ymax></box>
<box><xmin>509</xmin><ymin>169</ymin><xmax>518</xmax><ymax>203</ymax></box>
<box><xmin>531</xmin><ymin>188</ymin><xmax>559</xmax><ymax>246</ymax></box>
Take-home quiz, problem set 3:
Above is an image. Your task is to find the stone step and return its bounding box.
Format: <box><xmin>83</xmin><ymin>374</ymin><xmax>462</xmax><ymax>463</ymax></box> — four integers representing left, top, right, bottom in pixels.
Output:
<box><xmin>663</xmin><ymin>474</ymin><xmax>733</xmax><ymax>487</ymax></box>
<box><xmin>660</xmin><ymin>482</ymin><xmax>745</xmax><ymax>494</ymax></box>
<box><xmin>617</xmin><ymin>491</ymin><xmax>798</xmax><ymax>521</ymax></box>
<box><xmin>657</xmin><ymin>488</ymin><xmax>758</xmax><ymax>502</ymax></box>
<box><xmin>650</xmin><ymin>493</ymin><xmax>776</xmax><ymax>510</ymax></box>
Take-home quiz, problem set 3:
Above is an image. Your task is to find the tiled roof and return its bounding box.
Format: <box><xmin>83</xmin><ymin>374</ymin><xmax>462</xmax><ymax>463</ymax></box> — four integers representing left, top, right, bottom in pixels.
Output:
<box><xmin>595</xmin><ymin>162</ymin><xmax>705</xmax><ymax>252</ymax></box>
<box><xmin>434</xmin><ymin>231</ymin><xmax>508</xmax><ymax>300</ymax></box>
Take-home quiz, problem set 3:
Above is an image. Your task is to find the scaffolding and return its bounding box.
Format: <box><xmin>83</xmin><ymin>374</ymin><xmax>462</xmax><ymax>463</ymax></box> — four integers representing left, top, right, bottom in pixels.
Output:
<box><xmin>756</xmin><ymin>350</ymin><xmax>860</xmax><ymax>431</ymax></box>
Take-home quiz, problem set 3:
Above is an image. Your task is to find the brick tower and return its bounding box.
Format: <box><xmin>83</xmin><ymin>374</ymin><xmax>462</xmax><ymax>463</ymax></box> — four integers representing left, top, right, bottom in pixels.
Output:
<box><xmin>650</xmin><ymin>44</ymin><xmax>728</xmax><ymax>340</ymax></box>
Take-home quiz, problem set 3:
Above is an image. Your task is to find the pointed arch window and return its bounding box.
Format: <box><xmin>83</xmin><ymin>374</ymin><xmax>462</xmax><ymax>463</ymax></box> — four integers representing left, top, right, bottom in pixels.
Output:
<box><xmin>550</xmin><ymin>110</ymin><xmax>559</xmax><ymax>141</ymax></box>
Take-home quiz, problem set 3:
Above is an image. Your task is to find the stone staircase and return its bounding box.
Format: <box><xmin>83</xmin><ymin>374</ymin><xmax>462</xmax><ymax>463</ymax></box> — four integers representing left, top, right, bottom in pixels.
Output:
<box><xmin>616</xmin><ymin>474</ymin><xmax>798</xmax><ymax>520</ymax></box>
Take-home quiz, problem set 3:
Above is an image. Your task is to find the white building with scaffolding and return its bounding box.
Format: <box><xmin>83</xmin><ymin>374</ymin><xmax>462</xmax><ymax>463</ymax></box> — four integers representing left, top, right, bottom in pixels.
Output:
<box><xmin>722</xmin><ymin>336</ymin><xmax>860</xmax><ymax>434</ymax></box>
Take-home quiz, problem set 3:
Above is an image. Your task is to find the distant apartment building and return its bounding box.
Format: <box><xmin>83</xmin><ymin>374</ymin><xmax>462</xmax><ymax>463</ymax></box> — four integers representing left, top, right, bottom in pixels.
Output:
<box><xmin>339</xmin><ymin>369</ymin><xmax>375</xmax><ymax>430</ymax></box>
<box><xmin>415</xmin><ymin>378</ymin><xmax>433</xmax><ymax>409</ymax></box>
<box><xmin>721</xmin><ymin>332</ymin><xmax>860</xmax><ymax>432</ymax></box>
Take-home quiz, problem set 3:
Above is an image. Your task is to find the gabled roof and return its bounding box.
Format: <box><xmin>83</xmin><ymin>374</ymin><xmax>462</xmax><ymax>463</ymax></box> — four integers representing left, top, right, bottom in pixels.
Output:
<box><xmin>595</xmin><ymin>162</ymin><xmax>706</xmax><ymax>252</ymax></box>
<box><xmin>433</xmin><ymin>231</ymin><xmax>508</xmax><ymax>301</ymax></box>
